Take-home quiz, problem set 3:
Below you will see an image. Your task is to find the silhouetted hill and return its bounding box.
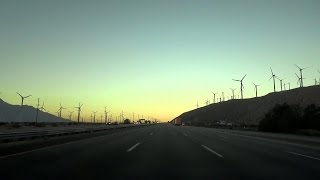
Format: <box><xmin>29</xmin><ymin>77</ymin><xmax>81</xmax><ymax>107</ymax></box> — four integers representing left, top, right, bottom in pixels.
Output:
<box><xmin>0</xmin><ymin>99</ymin><xmax>70</xmax><ymax>122</ymax></box>
<box><xmin>179</xmin><ymin>86</ymin><xmax>320</xmax><ymax>126</ymax></box>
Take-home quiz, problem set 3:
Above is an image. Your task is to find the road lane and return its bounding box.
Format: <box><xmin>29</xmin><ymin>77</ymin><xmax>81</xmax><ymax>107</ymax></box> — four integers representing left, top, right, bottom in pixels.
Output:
<box><xmin>176</xmin><ymin>125</ymin><xmax>320</xmax><ymax>179</ymax></box>
<box><xmin>0</xmin><ymin>124</ymin><xmax>319</xmax><ymax>180</ymax></box>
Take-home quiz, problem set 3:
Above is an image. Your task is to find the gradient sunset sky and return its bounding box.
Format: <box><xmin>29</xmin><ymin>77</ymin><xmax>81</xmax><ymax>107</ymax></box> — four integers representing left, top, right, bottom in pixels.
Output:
<box><xmin>1</xmin><ymin>0</ymin><xmax>320</xmax><ymax>122</ymax></box>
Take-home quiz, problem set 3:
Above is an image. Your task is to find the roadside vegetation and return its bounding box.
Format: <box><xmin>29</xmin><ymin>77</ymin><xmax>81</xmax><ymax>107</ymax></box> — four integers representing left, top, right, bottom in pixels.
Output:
<box><xmin>258</xmin><ymin>103</ymin><xmax>320</xmax><ymax>135</ymax></box>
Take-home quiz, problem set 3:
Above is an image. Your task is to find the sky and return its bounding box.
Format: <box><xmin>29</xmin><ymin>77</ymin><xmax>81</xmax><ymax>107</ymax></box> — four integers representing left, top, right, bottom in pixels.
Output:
<box><xmin>0</xmin><ymin>0</ymin><xmax>320</xmax><ymax>122</ymax></box>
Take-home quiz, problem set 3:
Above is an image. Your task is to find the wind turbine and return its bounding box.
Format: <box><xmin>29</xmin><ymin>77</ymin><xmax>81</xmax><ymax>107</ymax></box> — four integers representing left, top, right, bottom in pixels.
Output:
<box><xmin>294</xmin><ymin>64</ymin><xmax>308</xmax><ymax>87</ymax></box>
<box><xmin>93</xmin><ymin>111</ymin><xmax>98</xmax><ymax>123</ymax></box>
<box><xmin>318</xmin><ymin>69</ymin><xmax>320</xmax><ymax>85</ymax></box>
<box><xmin>16</xmin><ymin>92</ymin><xmax>31</xmax><ymax>106</ymax></box>
<box><xmin>104</xmin><ymin>107</ymin><xmax>110</xmax><ymax>124</ymax></box>
<box><xmin>288</xmin><ymin>82</ymin><xmax>291</xmax><ymax>90</ymax></box>
<box><xmin>195</xmin><ymin>101</ymin><xmax>199</xmax><ymax>109</ymax></box>
<box><xmin>277</xmin><ymin>77</ymin><xmax>285</xmax><ymax>91</ymax></box>
<box><xmin>211</xmin><ymin>92</ymin><xmax>217</xmax><ymax>103</ymax></box>
<box><xmin>233</xmin><ymin>74</ymin><xmax>246</xmax><ymax>99</ymax></box>
<box><xmin>40</xmin><ymin>102</ymin><xmax>46</xmax><ymax>112</ymax></box>
<box><xmin>295</xmin><ymin>73</ymin><xmax>304</xmax><ymax>88</ymax></box>
<box><xmin>75</xmin><ymin>103</ymin><xmax>83</xmax><ymax>123</ymax></box>
<box><xmin>121</xmin><ymin>111</ymin><xmax>124</xmax><ymax>123</ymax></box>
<box><xmin>269</xmin><ymin>68</ymin><xmax>277</xmax><ymax>92</ymax></box>
<box><xmin>68</xmin><ymin>111</ymin><xmax>73</xmax><ymax>121</ymax></box>
<box><xmin>58</xmin><ymin>103</ymin><xmax>66</xmax><ymax>118</ymax></box>
<box><xmin>35</xmin><ymin>98</ymin><xmax>40</xmax><ymax>123</ymax></box>
<box><xmin>314</xmin><ymin>78</ymin><xmax>318</xmax><ymax>85</ymax></box>
<box><xmin>252</xmin><ymin>82</ymin><xmax>260</xmax><ymax>97</ymax></box>
<box><xmin>230</xmin><ymin>88</ymin><xmax>236</xmax><ymax>99</ymax></box>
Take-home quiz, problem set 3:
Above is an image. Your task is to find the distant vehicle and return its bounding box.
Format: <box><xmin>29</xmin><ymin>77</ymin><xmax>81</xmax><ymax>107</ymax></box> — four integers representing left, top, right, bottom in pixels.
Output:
<box><xmin>174</xmin><ymin>117</ymin><xmax>182</xmax><ymax>126</ymax></box>
<box><xmin>227</xmin><ymin>122</ymin><xmax>233</xmax><ymax>126</ymax></box>
<box><xmin>219</xmin><ymin>120</ymin><xmax>226</xmax><ymax>126</ymax></box>
<box><xmin>106</xmin><ymin>122</ymin><xmax>111</xmax><ymax>125</ymax></box>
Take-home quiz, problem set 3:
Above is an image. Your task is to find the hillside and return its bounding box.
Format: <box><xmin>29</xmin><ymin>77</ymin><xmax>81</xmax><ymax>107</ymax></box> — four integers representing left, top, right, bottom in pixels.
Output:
<box><xmin>179</xmin><ymin>85</ymin><xmax>320</xmax><ymax>126</ymax></box>
<box><xmin>0</xmin><ymin>99</ymin><xmax>70</xmax><ymax>123</ymax></box>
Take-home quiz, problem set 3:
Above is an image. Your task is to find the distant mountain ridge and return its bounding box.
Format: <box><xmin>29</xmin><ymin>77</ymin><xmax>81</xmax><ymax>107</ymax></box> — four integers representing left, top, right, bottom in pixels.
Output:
<box><xmin>0</xmin><ymin>99</ymin><xmax>70</xmax><ymax>122</ymax></box>
<box><xmin>178</xmin><ymin>86</ymin><xmax>320</xmax><ymax>126</ymax></box>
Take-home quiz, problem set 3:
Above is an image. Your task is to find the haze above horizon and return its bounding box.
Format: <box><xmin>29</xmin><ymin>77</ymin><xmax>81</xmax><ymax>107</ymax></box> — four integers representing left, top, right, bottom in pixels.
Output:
<box><xmin>1</xmin><ymin>0</ymin><xmax>320</xmax><ymax>121</ymax></box>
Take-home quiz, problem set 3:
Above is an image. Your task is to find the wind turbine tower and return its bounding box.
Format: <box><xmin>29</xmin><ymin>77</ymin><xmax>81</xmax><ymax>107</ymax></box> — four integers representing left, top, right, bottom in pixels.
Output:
<box><xmin>277</xmin><ymin>77</ymin><xmax>285</xmax><ymax>91</ymax></box>
<box><xmin>252</xmin><ymin>82</ymin><xmax>260</xmax><ymax>97</ymax></box>
<box><xmin>232</xmin><ymin>74</ymin><xmax>246</xmax><ymax>99</ymax></box>
<box><xmin>295</xmin><ymin>73</ymin><xmax>304</xmax><ymax>88</ymax></box>
<box><xmin>93</xmin><ymin>111</ymin><xmax>98</xmax><ymax>123</ymax></box>
<box><xmin>318</xmin><ymin>70</ymin><xmax>320</xmax><ymax>85</ymax></box>
<box><xmin>211</xmin><ymin>92</ymin><xmax>217</xmax><ymax>103</ymax></box>
<box><xmin>75</xmin><ymin>103</ymin><xmax>83</xmax><ymax>123</ymax></box>
<box><xmin>104</xmin><ymin>107</ymin><xmax>110</xmax><ymax>124</ymax></box>
<box><xmin>58</xmin><ymin>103</ymin><xmax>66</xmax><ymax>118</ymax></box>
<box><xmin>35</xmin><ymin>98</ymin><xmax>40</xmax><ymax>123</ymax></box>
<box><xmin>269</xmin><ymin>68</ymin><xmax>277</xmax><ymax>92</ymax></box>
<box><xmin>230</xmin><ymin>88</ymin><xmax>236</xmax><ymax>99</ymax></box>
<box><xmin>68</xmin><ymin>111</ymin><xmax>73</xmax><ymax>121</ymax></box>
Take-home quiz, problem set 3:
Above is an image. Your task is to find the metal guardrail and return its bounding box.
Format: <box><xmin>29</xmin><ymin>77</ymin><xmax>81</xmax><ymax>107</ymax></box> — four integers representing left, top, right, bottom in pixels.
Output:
<box><xmin>0</xmin><ymin>124</ymin><xmax>147</xmax><ymax>143</ymax></box>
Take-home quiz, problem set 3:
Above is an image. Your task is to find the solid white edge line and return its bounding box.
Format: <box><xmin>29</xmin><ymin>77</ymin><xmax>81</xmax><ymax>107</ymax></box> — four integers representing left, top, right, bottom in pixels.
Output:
<box><xmin>201</xmin><ymin>145</ymin><xmax>224</xmax><ymax>158</ymax></box>
<box><xmin>287</xmin><ymin>151</ymin><xmax>320</xmax><ymax>161</ymax></box>
<box><xmin>127</xmin><ymin>142</ymin><xmax>141</xmax><ymax>152</ymax></box>
<box><xmin>0</xmin><ymin>141</ymin><xmax>75</xmax><ymax>159</ymax></box>
<box><xmin>183</xmin><ymin>133</ymin><xmax>188</xmax><ymax>137</ymax></box>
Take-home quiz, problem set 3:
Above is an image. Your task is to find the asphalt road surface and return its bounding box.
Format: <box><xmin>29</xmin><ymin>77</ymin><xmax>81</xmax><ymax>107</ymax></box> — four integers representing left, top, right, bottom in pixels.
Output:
<box><xmin>1</xmin><ymin>124</ymin><xmax>319</xmax><ymax>180</ymax></box>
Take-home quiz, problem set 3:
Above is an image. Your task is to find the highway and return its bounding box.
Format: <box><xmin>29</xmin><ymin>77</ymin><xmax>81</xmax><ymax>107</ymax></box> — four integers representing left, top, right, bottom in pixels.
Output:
<box><xmin>0</xmin><ymin>124</ymin><xmax>319</xmax><ymax>179</ymax></box>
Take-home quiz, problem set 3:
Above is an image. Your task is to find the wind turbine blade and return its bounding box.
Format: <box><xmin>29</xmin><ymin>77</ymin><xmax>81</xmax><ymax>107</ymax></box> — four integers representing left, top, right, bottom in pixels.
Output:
<box><xmin>294</xmin><ymin>64</ymin><xmax>301</xmax><ymax>70</ymax></box>
<box><xmin>295</xmin><ymin>73</ymin><xmax>300</xmax><ymax>78</ymax></box>
<box><xmin>232</xmin><ymin>79</ymin><xmax>240</xmax><ymax>81</ymax></box>
<box><xmin>16</xmin><ymin>92</ymin><xmax>23</xmax><ymax>98</ymax></box>
<box><xmin>242</xmin><ymin>74</ymin><xmax>247</xmax><ymax>81</ymax></box>
<box><xmin>25</xmin><ymin>95</ymin><xmax>32</xmax><ymax>98</ymax></box>
<box><xmin>270</xmin><ymin>67</ymin><xmax>274</xmax><ymax>75</ymax></box>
